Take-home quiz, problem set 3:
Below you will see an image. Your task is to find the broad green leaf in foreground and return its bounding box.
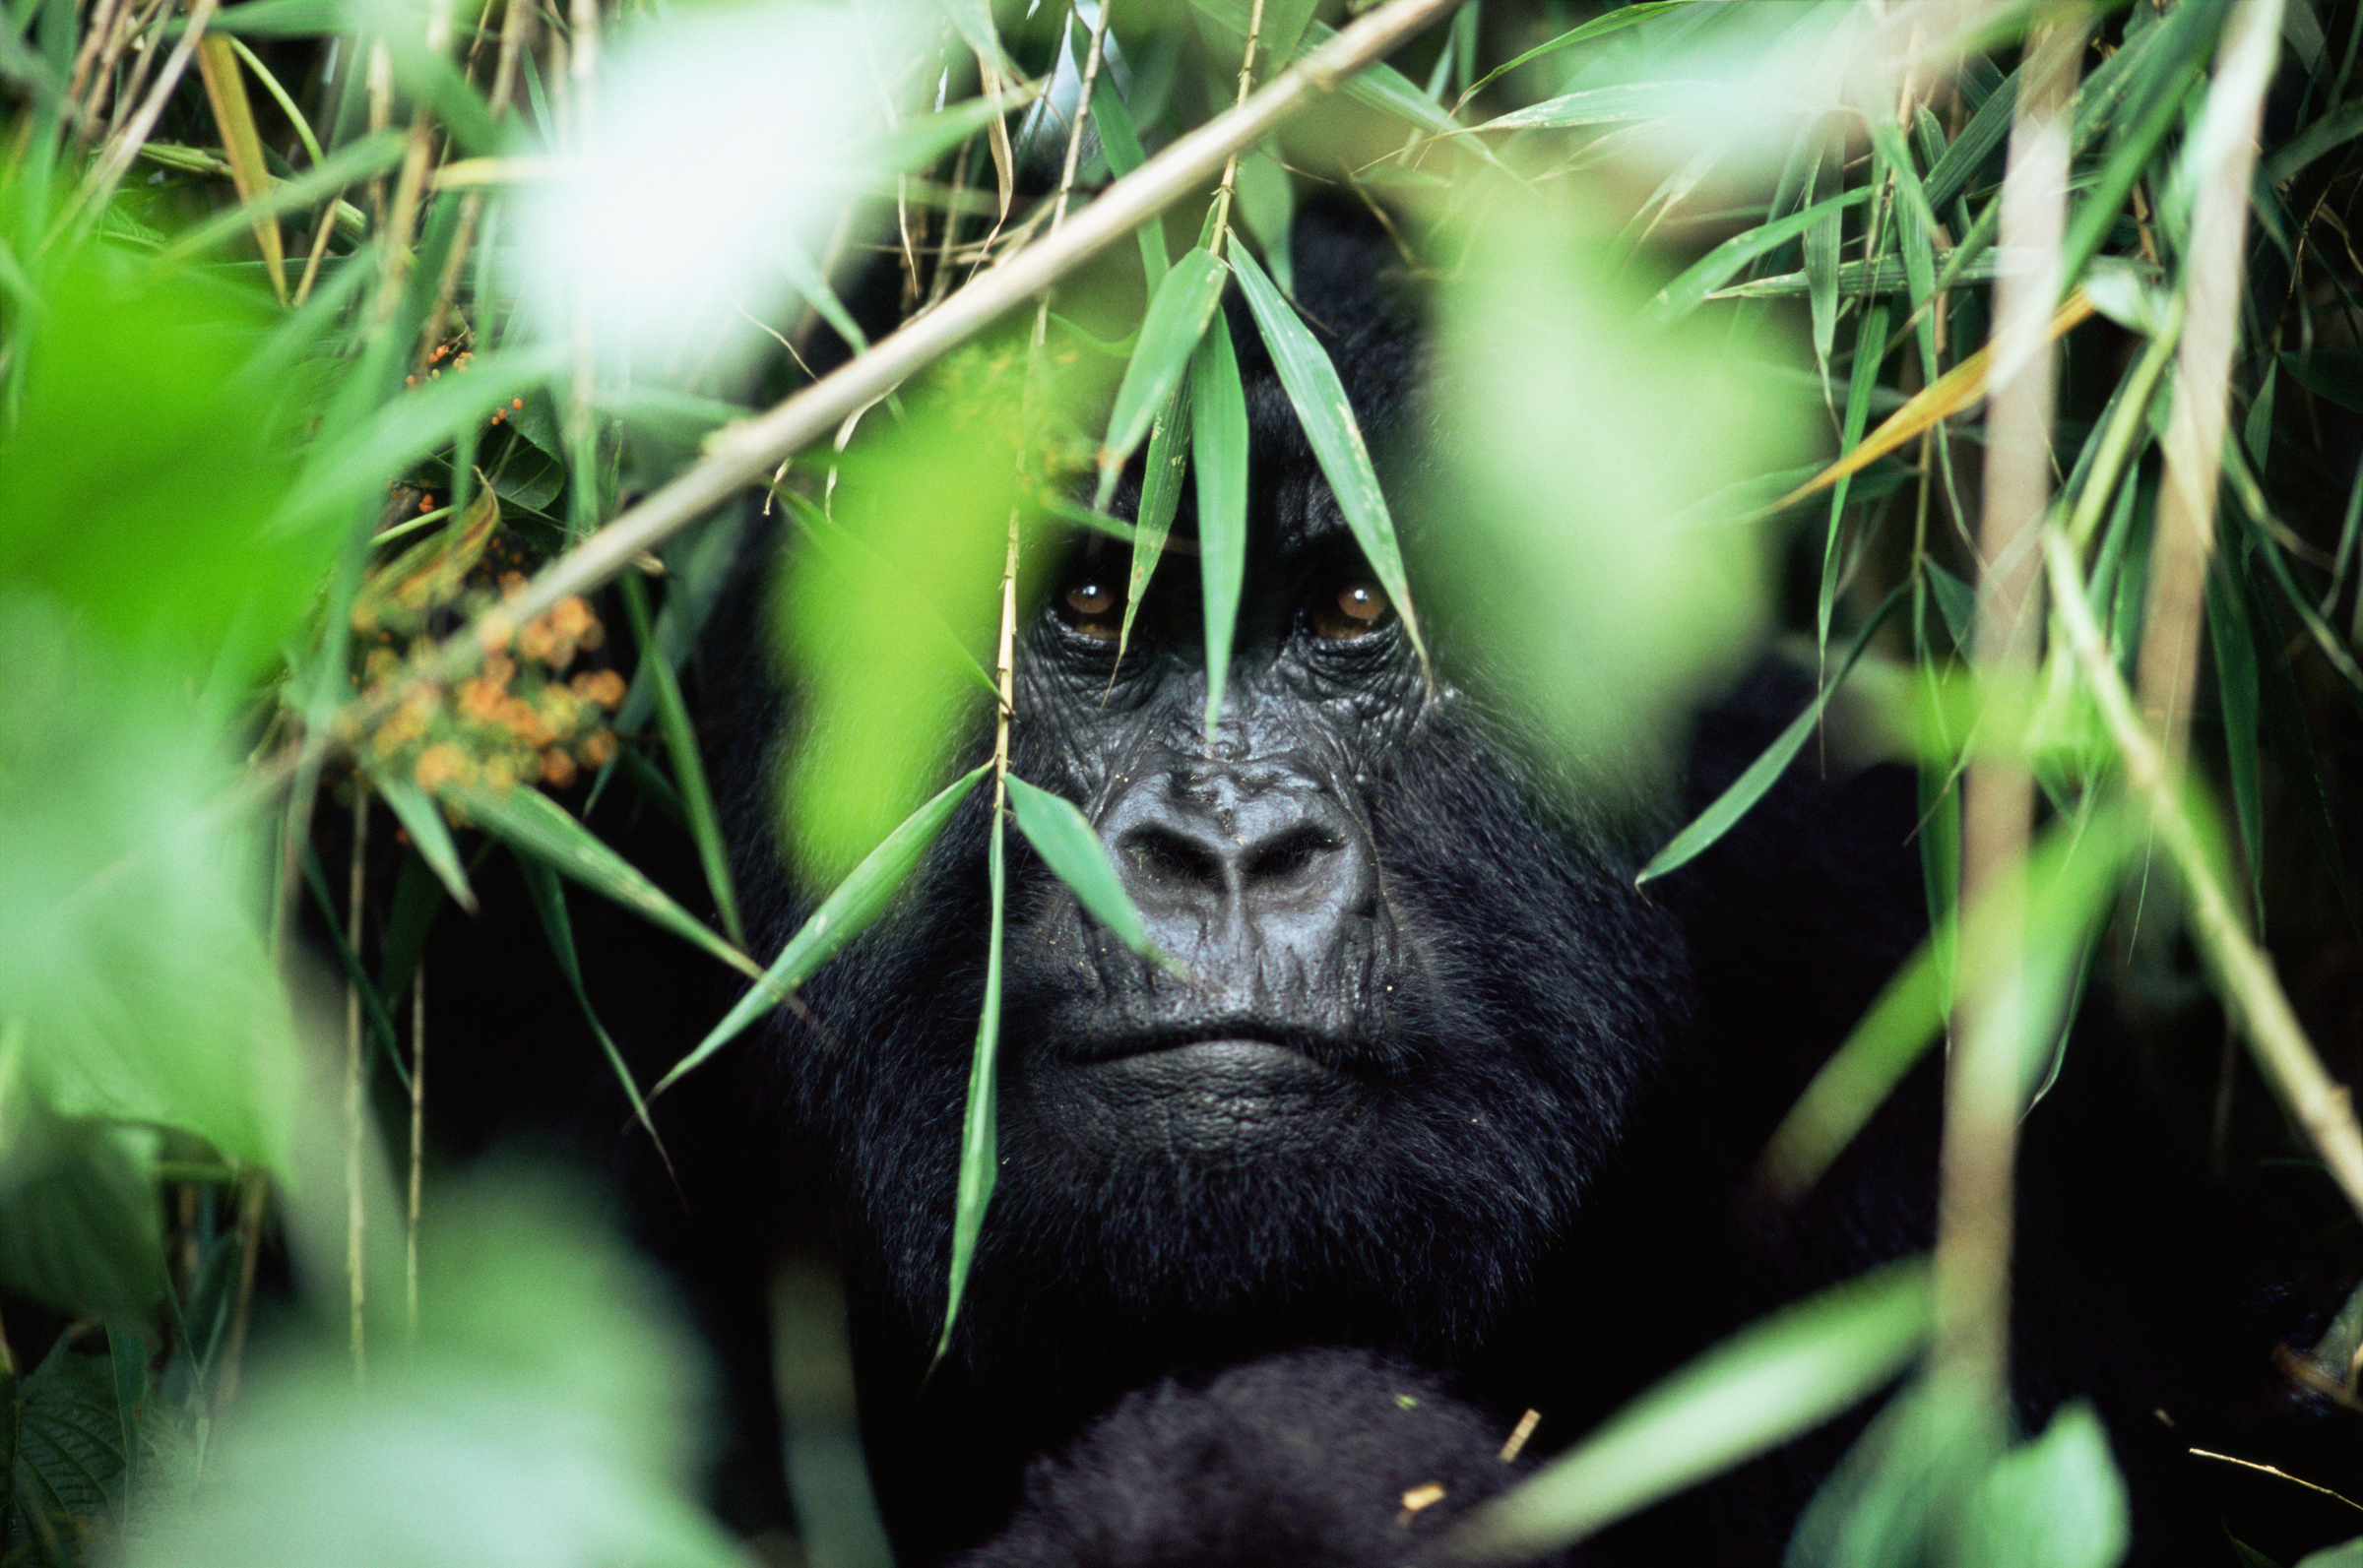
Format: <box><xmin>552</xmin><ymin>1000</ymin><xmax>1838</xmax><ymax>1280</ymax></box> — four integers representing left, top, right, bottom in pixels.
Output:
<box><xmin>1228</xmin><ymin>243</ymin><xmax>1427</xmax><ymax>664</ymax></box>
<box><xmin>1096</xmin><ymin>246</ymin><xmax>1228</xmax><ymax>508</ymax></box>
<box><xmin>1005</xmin><ymin>775</ymin><xmax>1168</xmax><ymax>965</ymax></box>
<box><xmin>1463</xmin><ymin>1260</ymin><xmax>1933</xmax><ymax>1558</ymax></box>
<box><xmin>654</xmin><ymin>765</ymin><xmax>990</xmax><ymax>1096</ymax></box>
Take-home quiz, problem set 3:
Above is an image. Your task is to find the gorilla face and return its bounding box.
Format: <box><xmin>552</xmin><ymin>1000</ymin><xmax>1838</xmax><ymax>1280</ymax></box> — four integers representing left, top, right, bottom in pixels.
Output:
<box><xmin>761</xmin><ymin>213</ymin><xmax>1692</xmax><ymax>1382</ymax></box>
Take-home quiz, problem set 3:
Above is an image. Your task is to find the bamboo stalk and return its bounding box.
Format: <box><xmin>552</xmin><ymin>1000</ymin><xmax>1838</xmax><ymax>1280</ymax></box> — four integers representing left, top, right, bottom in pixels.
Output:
<box><xmin>2136</xmin><ymin>0</ymin><xmax>2286</xmax><ymax>768</ymax></box>
<box><xmin>1932</xmin><ymin>0</ymin><xmax>2083</xmax><ymax>1443</ymax></box>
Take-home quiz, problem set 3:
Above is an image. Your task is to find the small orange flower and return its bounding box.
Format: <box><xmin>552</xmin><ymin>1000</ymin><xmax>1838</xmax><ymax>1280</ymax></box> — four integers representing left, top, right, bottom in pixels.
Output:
<box><xmin>415</xmin><ymin>742</ymin><xmax>471</xmax><ymax>792</ymax></box>
<box><xmin>578</xmin><ymin>729</ymin><xmax>617</xmax><ymax>767</ymax></box>
<box><xmin>549</xmin><ymin>596</ymin><xmax>596</xmax><ymax>640</ymax></box>
<box><xmin>540</xmin><ymin>748</ymin><xmax>579</xmax><ymax>788</ymax></box>
<box><xmin>518</xmin><ymin>616</ymin><xmax>557</xmax><ymax>662</ymax></box>
<box><xmin>570</xmin><ymin>668</ymin><xmax>627</xmax><ymax>710</ymax></box>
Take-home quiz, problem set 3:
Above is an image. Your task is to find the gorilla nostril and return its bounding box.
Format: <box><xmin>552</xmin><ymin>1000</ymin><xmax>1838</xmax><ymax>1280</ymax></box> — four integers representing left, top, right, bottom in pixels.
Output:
<box><xmin>1122</xmin><ymin>827</ymin><xmax>1224</xmax><ymax>891</ymax></box>
<box><xmin>1243</xmin><ymin>826</ymin><xmax>1341</xmax><ymax>886</ymax></box>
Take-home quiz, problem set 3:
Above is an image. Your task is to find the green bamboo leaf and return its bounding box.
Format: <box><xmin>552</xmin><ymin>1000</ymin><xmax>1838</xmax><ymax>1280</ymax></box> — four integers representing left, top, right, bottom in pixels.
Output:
<box><xmin>1470</xmin><ymin>80</ymin><xmax>1706</xmax><ymax>134</ymax></box>
<box><xmin>513</xmin><ymin>853</ymin><xmax>669</xmax><ymax>1165</ymax></box>
<box><xmin>1227</xmin><ymin>243</ymin><xmax>1426</xmax><ymax>664</ymax></box>
<box><xmin>1464</xmin><ymin>1261</ymin><xmax>1934</xmax><ymax>1558</ymax></box>
<box><xmin>299</xmin><ymin>845</ymin><xmax>411</xmax><ymax>1092</ymax></box>
<box><xmin>1454</xmin><ymin>3</ymin><xmax>1694</xmax><ymax>108</ymax></box>
<box><xmin>619</xmin><ymin>574</ymin><xmax>744</xmax><ymax>949</ymax></box>
<box><xmin>1006</xmin><ymin>774</ymin><xmax>1165</xmax><ymax>964</ymax></box>
<box><xmin>1087</xmin><ymin>87</ymin><xmax>1167</xmax><ymax>289</ymax></box>
<box><xmin>368</xmin><ymin>768</ymin><xmax>476</xmax><ymax>912</ymax></box>
<box><xmin>2206</xmin><ymin>558</ymin><xmax>2266</xmax><ymax>928</ymax></box>
<box><xmin>1096</xmin><ymin>246</ymin><xmax>1228</xmax><ymax>508</ymax></box>
<box><xmin>1819</xmin><ymin>302</ymin><xmax>1891</xmax><ymax>658</ymax></box>
<box><xmin>1758</xmin><ymin>804</ymin><xmax>2134</xmax><ymax>1203</ymax></box>
<box><xmin>154</xmin><ymin>128</ymin><xmax>404</xmax><ymax>266</ymax></box>
<box><xmin>1186</xmin><ymin>0</ymin><xmax>1470</xmax><ymax>143</ymax></box>
<box><xmin>2060</xmin><ymin>22</ymin><xmax>2210</xmax><ymax>288</ymax></box>
<box><xmin>1804</xmin><ymin>184</ymin><xmax>1840</xmax><ymax>379</ymax></box>
<box><xmin>1637</xmin><ymin>584</ymin><xmax>1905</xmax><ymax>885</ymax></box>
<box><xmin>1190</xmin><ymin>312</ymin><xmax>1250</xmax><ymax>735</ymax></box>
<box><xmin>442</xmin><ymin>778</ymin><xmax>759</xmax><ymax>981</ymax></box>
<box><xmin>1120</xmin><ymin>381</ymin><xmax>1191</xmax><ymax>664</ymax></box>
<box><xmin>938</xmin><ymin>796</ymin><xmax>1006</xmax><ymax>1361</ymax></box>
<box><xmin>653</xmin><ymin>764</ymin><xmax>989</xmax><ymax>1097</ymax></box>
<box><xmin>1647</xmin><ymin>187</ymin><xmax>1873</xmax><ymax>323</ymax></box>
<box><xmin>1923</xmin><ymin>69</ymin><xmax>2014</xmax><ymax>211</ymax></box>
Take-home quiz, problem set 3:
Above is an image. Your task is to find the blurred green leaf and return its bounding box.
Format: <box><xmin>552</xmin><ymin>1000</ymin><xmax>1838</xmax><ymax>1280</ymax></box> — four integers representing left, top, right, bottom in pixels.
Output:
<box><xmin>0</xmin><ymin>1084</ymin><xmax>163</xmax><ymax>1320</ymax></box>
<box><xmin>1096</xmin><ymin>246</ymin><xmax>1227</xmax><ymax>508</ymax></box>
<box><xmin>1757</xmin><ymin>803</ymin><xmax>2135</xmax><ymax>1203</ymax></box>
<box><xmin>2298</xmin><ymin>1538</ymin><xmax>2363</xmax><ymax>1568</ymax></box>
<box><xmin>1229</xmin><ymin>243</ymin><xmax>1427</xmax><ymax>665</ymax></box>
<box><xmin>120</xmin><ymin>1179</ymin><xmax>741</xmax><ymax>1568</ymax></box>
<box><xmin>1457</xmin><ymin>6</ymin><xmax>1695</xmax><ymax>108</ymax></box>
<box><xmin>1006</xmin><ymin>774</ymin><xmax>1166</xmax><ymax>965</ymax></box>
<box><xmin>1465</xmin><ymin>1260</ymin><xmax>1933</xmax><ymax>1558</ymax></box>
<box><xmin>1960</xmin><ymin>1403</ymin><xmax>2130</xmax><ymax>1568</ymax></box>
<box><xmin>0</xmin><ymin>605</ymin><xmax>300</xmax><ymax>1170</ymax></box>
<box><xmin>1190</xmin><ymin>314</ymin><xmax>1250</xmax><ymax>736</ymax></box>
<box><xmin>654</xmin><ymin>764</ymin><xmax>989</xmax><ymax>1098</ymax></box>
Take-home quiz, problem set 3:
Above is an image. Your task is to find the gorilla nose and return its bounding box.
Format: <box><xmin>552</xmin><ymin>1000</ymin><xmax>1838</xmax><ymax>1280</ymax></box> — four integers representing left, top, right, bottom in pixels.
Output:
<box><xmin>1101</xmin><ymin>769</ymin><xmax>1375</xmax><ymax>963</ymax></box>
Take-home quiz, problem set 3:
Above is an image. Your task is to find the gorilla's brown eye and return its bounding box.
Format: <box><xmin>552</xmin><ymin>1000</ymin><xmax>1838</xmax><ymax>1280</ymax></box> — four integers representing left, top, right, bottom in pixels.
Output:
<box><xmin>1060</xmin><ymin>578</ymin><xmax>1120</xmax><ymax>640</ymax></box>
<box><xmin>1309</xmin><ymin>580</ymin><xmax>1390</xmax><ymax>640</ymax></box>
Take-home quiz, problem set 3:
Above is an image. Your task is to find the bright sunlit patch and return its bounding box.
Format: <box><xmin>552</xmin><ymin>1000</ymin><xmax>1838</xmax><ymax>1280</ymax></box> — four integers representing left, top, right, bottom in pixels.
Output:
<box><xmin>510</xmin><ymin>0</ymin><xmax>927</xmax><ymax>387</ymax></box>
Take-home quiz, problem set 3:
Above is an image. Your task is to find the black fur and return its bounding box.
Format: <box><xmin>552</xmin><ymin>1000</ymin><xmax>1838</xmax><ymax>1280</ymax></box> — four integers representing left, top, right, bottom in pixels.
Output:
<box><xmin>540</xmin><ymin>202</ymin><xmax>2352</xmax><ymax>1565</ymax></box>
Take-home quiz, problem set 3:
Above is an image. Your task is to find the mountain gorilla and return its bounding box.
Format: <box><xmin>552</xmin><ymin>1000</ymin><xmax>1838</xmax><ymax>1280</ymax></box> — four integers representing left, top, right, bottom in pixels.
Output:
<box><xmin>661</xmin><ymin>201</ymin><xmax>2334</xmax><ymax>1567</ymax></box>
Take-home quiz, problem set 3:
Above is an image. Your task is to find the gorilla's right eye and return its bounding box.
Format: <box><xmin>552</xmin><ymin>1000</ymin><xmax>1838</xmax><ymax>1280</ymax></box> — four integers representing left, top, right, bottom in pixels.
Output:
<box><xmin>1057</xmin><ymin>576</ymin><xmax>1121</xmax><ymax>641</ymax></box>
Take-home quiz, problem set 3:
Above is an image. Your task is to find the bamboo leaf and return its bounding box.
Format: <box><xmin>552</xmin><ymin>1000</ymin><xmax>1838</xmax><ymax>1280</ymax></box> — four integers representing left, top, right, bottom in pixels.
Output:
<box><xmin>1464</xmin><ymin>1261</ymin><xmax>1934</xmax><ymax>1558</ymax></box>
<box><xmin>1120</xmin><ymin>381</ymin><xmax>1191</xmax><ymax>664</ymax></box>
<box><xmin>619</xmin><ymin>574</ymin><xmax>744</xmax><ymax>949</ymax></box>
<box><xmin>1228</xmin><ymin>243</ymin><xmax>1426</xmax><ymax>664</ymax></box>
<box><xmin>653</xmin><ymin>765</ymin><xmax>989</xmax><ymax>1096</ymax></box>
<box><xmin>1757</xmin><ymin>804</ymin><xmax>2135</xmax><ymax>1203</ymax></box>
<box><xmin>1087</xmin><ymin>86</ymin><xmax>1167</xmax><ymax>289</ymax></box>
<box><xmin>1648</xmin><ymin>188</ymin><xmax>1873</xmax><ymax>323</ymax></box>
<box><xmin>1455</xmin><ymin>3</ymin><xmax>1694</xmax><ymax>107</ymax></box>
<box><xmin>1006</xmin><ymin>774</ymin><xmax>1166</xmax><ymax>964</ymax></box>
<box><xmin>368</xmin><ymin>769</ymin><xmax>477</xmax><ymax>912</ymax></box>
<box><xmin>1637</xmin><ymin>585</ymin><xmax>1905</xmax><ymax>884</ymax></box>
<box><xmin>939</xmin><ymin>796</ymin><xmax>1006</xmax><ymax>1361</ymax></box>
<box><xmin>442</xmin><ymin>779</ymin><xmax>759</xmax><ymax>980</ymax></box>
<box><xmin>513</xmin><ymin>853</ymin><xmax>670</xmax><ymax>1165</ymax></box>
<box><xmin>1471</xmin><ymin>80</ymin><xmax>1707</xmax><ymax>134</ymax></box>
<box><xmin>1096</xmin><ymin>246</ymin><xmax>1228</xmax><ymax>508</ymax></box>
<box><xmin>1190</xmin><ymin>312</ymin><xmax>1250</xmax><ymax>735</ymax></box>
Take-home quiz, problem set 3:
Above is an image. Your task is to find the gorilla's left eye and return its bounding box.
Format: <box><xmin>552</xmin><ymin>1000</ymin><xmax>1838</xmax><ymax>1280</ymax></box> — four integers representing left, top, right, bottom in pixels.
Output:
<box><xmin>1309</xmin><ymin>580</ymin><xmax>1391</xmax><ymax>641</ymax></box>
<box><xmin>1057</xmin><ymin>577</ymin><xmax>1121</xmax><ymax>641</ymax></box>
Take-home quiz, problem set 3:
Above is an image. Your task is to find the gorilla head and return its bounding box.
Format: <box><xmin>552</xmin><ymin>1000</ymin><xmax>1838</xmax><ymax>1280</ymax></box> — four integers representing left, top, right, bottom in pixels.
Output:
<box><xmin>711</xmin><ymin>202</ymin><xmax>1908</xmax><ymax>1564</ymax></box>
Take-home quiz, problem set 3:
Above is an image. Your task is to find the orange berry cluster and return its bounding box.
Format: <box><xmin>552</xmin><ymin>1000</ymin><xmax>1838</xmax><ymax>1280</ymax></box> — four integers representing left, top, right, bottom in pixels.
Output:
<box><xmin>351</xmin><ymin>528</ymin><xmax>629</xmax><ymax>800</ymax></box>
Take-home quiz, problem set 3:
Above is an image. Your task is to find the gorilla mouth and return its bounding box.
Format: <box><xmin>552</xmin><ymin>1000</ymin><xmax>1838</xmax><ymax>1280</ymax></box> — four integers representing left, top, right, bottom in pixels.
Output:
<box><xmin>1055</xmin><ymin>1024</ymin><xmax>1355</xmax><ymax>1074</ymax></box>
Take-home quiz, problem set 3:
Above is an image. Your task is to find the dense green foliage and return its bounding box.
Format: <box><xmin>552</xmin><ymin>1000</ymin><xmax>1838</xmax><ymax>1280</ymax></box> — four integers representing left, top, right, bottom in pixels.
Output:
<box><xmin>3</xmin><ymin>0</ymin><xmax>2361</xmax><ymax>1563</ymax></box>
